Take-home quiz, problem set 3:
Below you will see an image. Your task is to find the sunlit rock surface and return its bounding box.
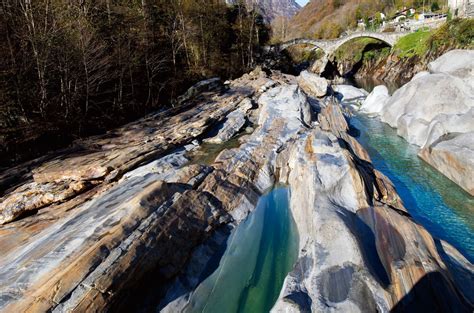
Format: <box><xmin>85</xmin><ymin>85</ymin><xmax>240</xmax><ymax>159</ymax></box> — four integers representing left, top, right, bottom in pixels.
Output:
<box><xmin>272</xmin><ymin>95</ymin><xmax>471</xmax><ymax>312</ymax></box>
<box><xmin>0</xmin><ymin>66</ymin><xmax>472</xmax><ymax>312</ymax></box>
<box><xmin>360</xmin><ymin>85</ymin><xmax>390</xmax><ymax>114</ymax></box>
<box><xmin>333</xmin><ymin>84</ymin><xmax>368</xmax><ymax>109</ymax></box>
<box><xmin>419</xmin><ymin>132</ymin><xmax>474</xmax><ymax>196</ymax></box>
<box><xmin>203</xmin><ymin>98</ymin><xmax>253</xmax><ymax>144</ymax></box>
<box><xmin>297</xmin><ymin>70</ymin><xmax>328</xmax><ymax>98</ymax></box>
<box><xmin>359</xmin><ymin>50</ymin><xmax>474</xmax><ymax>195</ymax></box>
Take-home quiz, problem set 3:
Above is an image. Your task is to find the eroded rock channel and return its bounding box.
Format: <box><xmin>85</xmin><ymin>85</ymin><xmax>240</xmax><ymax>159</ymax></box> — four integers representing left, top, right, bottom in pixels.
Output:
<box><xmin>0</xmin><ymin>65</ymin><xmax>472</xmax><ymax>312</ymax></box>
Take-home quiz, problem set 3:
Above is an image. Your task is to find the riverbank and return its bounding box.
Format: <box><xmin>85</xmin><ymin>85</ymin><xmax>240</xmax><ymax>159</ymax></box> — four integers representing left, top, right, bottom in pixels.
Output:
<box><xmin>330</xmin><ymin>18</ymin><xmax>474</xmax><ymax>84</ymax></box>
<box><xmin>359</xmin><ymin>49</ymin><xmax>474</xmax><ymax>196</ymax></box>
<box><xmin>351</xmin><ymin>114</ymin><xmax>474</xmax><ymax>262</ymax></box>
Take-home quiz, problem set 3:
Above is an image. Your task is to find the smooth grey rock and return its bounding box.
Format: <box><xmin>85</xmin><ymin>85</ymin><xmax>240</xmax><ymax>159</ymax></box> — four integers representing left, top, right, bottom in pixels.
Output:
<box><xmin>419</xmin><ymin>132</ymin><xmax>474</xmax><ymax>195</ymax></box>
<box><xmin>161</xmin><ymin>83</ymin><xmax>313</xmax><ymax>312</ymax></box>
<box><xmin>273</xmin><ymin>131</ymin><xmax>387</xmax><ymax>312</ymax></box>
<box><xmin>428</xmin><ymin>49</ymin><xmax>474</xmax><ymax>96</ymax></box>
<box><xmin>258</xmin><ymin>84</ymin><xmax>312</xmax><ymax>129</ymax></box>
<box><xmin>381</xmin><ymin>73</ymin><xmax>473</xmax><ymax>146</ymax></box>
<box><xmin>360</xmin><ymin>50</ymin><xmax>474</xmax><ymax>196</ymax></box>
<box><xmin>204</xmin><ymin>110</ymin><xmax>246</xmax><ymax>144</ymax></box>
<box><xmin>411</xmin><ymin>70</ymin><xmax>430</xmax><ymax>81</ymax></box>
<box><xmin>360</xmin><ymin>85</ymin><xmax>390</xmax><ymax>114</ymax></box>
<box><xmin>334</xmin><ymin>85</ymin><xmax>368</xmax><ymax>109</ymax></box>
<box><xmin>428</xmin><ymin>49</ymin><xmax>474</xmax><ymax>82</ymax></box>
<box><xmin>422</xmin><ymin>107</ymin><xmax>474</xmax><ymax>148</ymax></box>
<box><xmin>120</xmin><ymin>149</ymin><xmax>189</xmax><ymax>182</ymax></box>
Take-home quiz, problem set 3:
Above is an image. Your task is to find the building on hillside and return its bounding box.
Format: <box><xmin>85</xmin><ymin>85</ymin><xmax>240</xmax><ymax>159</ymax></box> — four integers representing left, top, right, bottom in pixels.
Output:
<box><xmin>357</xmin><ymin>19</ymin><xmax>366</xmax><ymax>30</ymax></box>
<box><xmin>393</xmin><ymin>7</ymin><xmax>416</xmax><ymax>18</ymax></box>
<box><xmin>394</xmin><ymin>15</ymin><xmax>407</xmax><ymax>22</ymax></box>
<box><xmin>418</xmin><ymin>12</ymin><xmax>448</xmax><ymax>20</ymax></box>
<box><xmin>448</xmin><ymin>0</ymin><xmax>474</xmax><ymax>17</ymax></box>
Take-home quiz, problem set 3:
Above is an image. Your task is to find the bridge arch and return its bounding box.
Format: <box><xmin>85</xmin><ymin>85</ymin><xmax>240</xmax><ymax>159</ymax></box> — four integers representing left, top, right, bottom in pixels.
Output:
<box><xmin>274</xmin><ymin>31</ymin><xmax>405</xmax><ymax>55</ymax></box>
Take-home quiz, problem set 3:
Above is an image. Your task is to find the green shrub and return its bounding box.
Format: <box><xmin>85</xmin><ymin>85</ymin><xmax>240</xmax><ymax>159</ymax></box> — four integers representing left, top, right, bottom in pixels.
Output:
<box><xmin>334</xmin><ymin>37</ymin><xmax>389</xmax><ymax>64</ymax></box>
<box><xmin>426</xmin><ymin>18</ymin><xmax>474</xmax><ymax>50</ymax></box>
<box><xmin>394</xmin><ymin>19</ymin><xmax>474</xmax><ymax>58</ymax></box>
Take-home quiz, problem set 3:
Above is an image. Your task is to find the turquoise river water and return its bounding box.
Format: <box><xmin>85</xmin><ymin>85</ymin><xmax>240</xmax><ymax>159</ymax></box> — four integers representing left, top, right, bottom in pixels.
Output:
<box><xmin>184</xmin><ymin>187</ymin><xmax>299</xmax><ymax>313</ymax></box>
<box><xmin>351</xmin><ymin>114</ymin><xmax>474</xmax><ymax>262</ymax></box>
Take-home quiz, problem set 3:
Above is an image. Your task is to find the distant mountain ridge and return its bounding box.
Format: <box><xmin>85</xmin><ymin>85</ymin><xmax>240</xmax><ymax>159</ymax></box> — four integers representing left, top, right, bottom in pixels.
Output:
<box><xmin>226</xmin><ymin>0</ymin><xmax>301</xmax><ymax>21</ymax></box>
<box><xmin>288</xmin><ymin>0</ymin><xmax>368</xmax><ymax>39</ymax></box>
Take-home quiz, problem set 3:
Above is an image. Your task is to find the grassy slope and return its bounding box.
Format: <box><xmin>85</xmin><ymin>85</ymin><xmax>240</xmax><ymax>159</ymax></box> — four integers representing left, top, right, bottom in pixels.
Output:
<box><xmin>393</xmin><ymin>29</ymin><xmax>432</xmax><ymax>58</ymax></box>
<box><xmin>394</xmin><ymin>18</ymin><xmax>474</xmax><ymax>58</ymax></box>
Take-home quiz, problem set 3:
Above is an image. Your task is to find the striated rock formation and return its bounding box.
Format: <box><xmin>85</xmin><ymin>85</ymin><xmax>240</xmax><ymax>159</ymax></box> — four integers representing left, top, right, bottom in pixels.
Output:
<box><xmin>359</xmin><ymin>50</ymin><xmax>474</xmax><ymax>195</ymax></box>
<box><xmin>204</xmin><ymin>98</ymin><xmax>253</xmax><ymax>144</ymax></box>
<box><xmin>273</xmin><ymin>98</ymin><xmax>472</xmax><ymax>312</ymax></box>
<box><xmin>0</xmin><ymin>66</ymin><xmax>472</xmax><ymax>313</ymax></box>
<box><xmin>0</xmin><ymin>69</ymin><xmax>278</xmax><ymax>311</ymax></box>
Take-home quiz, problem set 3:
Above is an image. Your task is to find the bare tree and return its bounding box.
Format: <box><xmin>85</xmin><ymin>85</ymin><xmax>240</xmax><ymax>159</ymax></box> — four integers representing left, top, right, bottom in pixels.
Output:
<box><xmin>19</xmin><ymin>0</ymin><xmax>54</xmax><ymax>115</ymax></box>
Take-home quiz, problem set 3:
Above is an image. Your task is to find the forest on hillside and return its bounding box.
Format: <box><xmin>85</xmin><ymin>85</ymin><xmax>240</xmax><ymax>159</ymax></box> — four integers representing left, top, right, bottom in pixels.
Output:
<box><xmin>0</xmin><ymin>0</ymin><xmax>270</xmax><ymax>166</ymax></box>
<box><xmin>278</xmin><ymin>0</ymin><xmax>446</xmax><ymax>40</ymax></box>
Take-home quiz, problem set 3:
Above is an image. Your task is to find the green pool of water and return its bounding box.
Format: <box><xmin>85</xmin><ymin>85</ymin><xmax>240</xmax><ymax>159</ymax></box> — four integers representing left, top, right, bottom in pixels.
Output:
<box><xmin>351</xmin><ymin>114</ymin><xmax>474</xmax><ymax>262</ymax></box>
<box><xmin>187</xmin><ymin>135</ymin><xmax>243</xmax><ymax>165</ymax></box>
<box><xmin>184</xmin><ymin>187</ymin><xmax>299</xmax><ymax>313</ymax></box>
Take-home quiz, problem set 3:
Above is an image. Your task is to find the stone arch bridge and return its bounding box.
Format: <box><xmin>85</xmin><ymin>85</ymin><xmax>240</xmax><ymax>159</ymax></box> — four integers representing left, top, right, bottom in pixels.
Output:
<box><xmin>270</xmin><ymin>31</ymin><xmax>408</xmax><ymax>55</ymax></box>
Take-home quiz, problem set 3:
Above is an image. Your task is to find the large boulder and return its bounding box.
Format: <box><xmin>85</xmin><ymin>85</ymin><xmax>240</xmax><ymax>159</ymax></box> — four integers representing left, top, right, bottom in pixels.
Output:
<box><xmin>422</xmin><ymin>107</ymin><xmax>474</xmax><ymax>148</ymax></box>
<box><xmin>380</xmin><ymin>73</ymin><xmax>473</xmax><ymax>146</ymax></box>
<box><xmin>273</xmin><ymin>125</ymin><xmax>472</xmax><ymax>312</ymax></box>
<box><xmin>310</xmin><ymin>54</ymin><xmax>329</xmax><ymax>75</ymax></box>
<box><xmin>360</xmin><ymin>85</ymin><xmax>390</xmax><ymax>114</ymax></box>
<box><xmin>428</xmin><ymin>49</ymin><xmax>474</xmax><ymax>82</ymax></box>
<box><xmin>297</xmin><ymin>70</ymin><xmax>329</xmax><ymax>98</ymax></box>
<box><xmin>428</xmin><ymin>49</ymin><xmax>474</xmax><ymax>95</ymax></box>
<box><xmin>333</xmin><ymin>85</ymin><xmax>368</xmax><ymax>109</ymax></box>
<box><xmin>258</xmin><ymin>84</ymin><xmax>313</xmax><ymax>130</ymax></box>
<box><xmin>419</xmin><ymin>132</ymin><xmax>474</xmax><ymax>196</ymax></box>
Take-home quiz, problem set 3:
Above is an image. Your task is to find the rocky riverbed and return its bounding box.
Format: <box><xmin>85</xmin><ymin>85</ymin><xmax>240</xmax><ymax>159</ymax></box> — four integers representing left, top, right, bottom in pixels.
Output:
<box><xmin>0</xmin><ymin>64</ymin><xmax>472</xmax><ymax>312</ymax></box>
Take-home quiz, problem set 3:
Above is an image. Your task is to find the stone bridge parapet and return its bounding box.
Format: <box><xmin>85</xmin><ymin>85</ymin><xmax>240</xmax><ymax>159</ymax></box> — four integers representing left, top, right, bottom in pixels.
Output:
<box><xmin>272</xmin><ymin>31</ymin><xmax>409</xmax><ymax>55</ymax></box>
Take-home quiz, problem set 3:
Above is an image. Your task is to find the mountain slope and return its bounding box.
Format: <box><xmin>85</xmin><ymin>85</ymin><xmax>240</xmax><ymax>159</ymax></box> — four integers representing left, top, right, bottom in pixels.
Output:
<box><xmin>227</xmin><ymin>0</ymin><xmax>301</xmax><ymax>21</ymax></box>
<box><xmin>288</xmin><ymin>0</ymin><xmax>419</xmax><ymax>39</ymax></box>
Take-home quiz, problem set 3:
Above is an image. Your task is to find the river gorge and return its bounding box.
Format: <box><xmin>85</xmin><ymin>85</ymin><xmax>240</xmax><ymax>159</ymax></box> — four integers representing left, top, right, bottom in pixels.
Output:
<box><xmin>0</xmin><ymin>48</ymin><xmax>472</xmax><ymax>312</ymax></box>
<box><xmin>352</xmin><ymin>114</ymin><xmax>473</xmax><ymax>263</ymax></box>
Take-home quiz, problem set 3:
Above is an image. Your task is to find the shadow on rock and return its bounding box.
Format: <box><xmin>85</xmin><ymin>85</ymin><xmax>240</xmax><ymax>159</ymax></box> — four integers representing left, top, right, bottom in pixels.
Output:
<box><xmin>390</xmin><ymin>271</ymin><xmax>473</xmax><ymax>313</ymax></box>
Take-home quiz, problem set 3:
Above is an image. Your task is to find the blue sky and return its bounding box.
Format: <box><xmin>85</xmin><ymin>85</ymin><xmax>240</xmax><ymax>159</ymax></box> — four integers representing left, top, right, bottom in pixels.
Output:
<box><xmin>296</xmin><ymin>0</ymin><xmax>309</xmax><ymax>6</ymax></box>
